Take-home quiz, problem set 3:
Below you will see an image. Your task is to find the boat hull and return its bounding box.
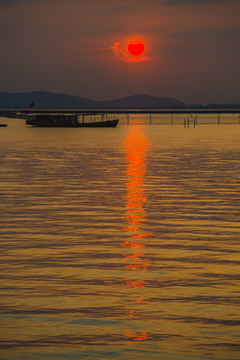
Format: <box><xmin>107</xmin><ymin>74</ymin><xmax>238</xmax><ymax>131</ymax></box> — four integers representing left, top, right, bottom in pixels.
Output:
<box><xmin>26</xmin><ymin>119</ymin><xmax>119</xmax><ymax>128</ymax></box>
<box><xmin>76</xmin><ymin>119</ymin><xmax>119</xmax><ymax>128</ymax></box>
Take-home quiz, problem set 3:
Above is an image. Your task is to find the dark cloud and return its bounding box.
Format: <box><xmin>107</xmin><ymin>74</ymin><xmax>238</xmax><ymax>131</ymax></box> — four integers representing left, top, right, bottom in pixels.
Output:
<box><xmin>0</xmin><ymin>0</ymin><xmax>35</xmax><ymax>3</ymax></box>
<box><xmin>166</xmin><ymin>0</ymin><xmax>225</xmax><ymax>4</ymax></box>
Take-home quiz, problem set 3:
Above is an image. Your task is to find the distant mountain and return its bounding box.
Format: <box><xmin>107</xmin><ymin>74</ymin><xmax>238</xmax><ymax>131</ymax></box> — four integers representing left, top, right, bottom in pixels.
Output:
<box><xmin>0</xmin><ymin>91</ymin><xmax>239</xmax><ymax>109</ymax></box>
<box><xmin>0</xmin><ymin>91</ymin><xmax>186</xmax><ymax>109</ymax></box>
<box><xmin>204</xmin><ymin>103</ymin><xmax>240</xmax><ymax>109</ymax></box>
<box><xmin>95</xmin><ymin>94</ymin><xmax>186</xmax><ymax>109</ymax></box>
<box><xmin>0</xmin><ymin>91</ymin><xmax>95</xmax><ymax>109</ymax></box>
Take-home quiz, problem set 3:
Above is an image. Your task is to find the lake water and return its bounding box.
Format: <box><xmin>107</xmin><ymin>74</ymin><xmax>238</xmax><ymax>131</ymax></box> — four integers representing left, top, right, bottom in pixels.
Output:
<box><xmin>1</xmin><ymin>116</ymin><xmax>240</xmax><ymax>360</ymax></box>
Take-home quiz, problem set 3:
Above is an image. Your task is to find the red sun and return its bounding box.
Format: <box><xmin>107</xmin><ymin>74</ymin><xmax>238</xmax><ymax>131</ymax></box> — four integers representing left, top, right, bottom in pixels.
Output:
<box><xmin>128</xmin><ymin>40</ymin><xmax>145</xmax><ymax>56</ymax></box>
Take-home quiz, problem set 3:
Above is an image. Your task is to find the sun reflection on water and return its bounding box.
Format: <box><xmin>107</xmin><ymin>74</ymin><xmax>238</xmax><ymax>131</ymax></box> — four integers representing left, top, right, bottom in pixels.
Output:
<box><xmin>121</xmin><ymin>126</ymin><xmax>152</xmax><ymax>241</ymax></box>
<box><xmin>121</xmin><ymin>126</ymin><xmax>152</xmax><ymax>341</ymax></box>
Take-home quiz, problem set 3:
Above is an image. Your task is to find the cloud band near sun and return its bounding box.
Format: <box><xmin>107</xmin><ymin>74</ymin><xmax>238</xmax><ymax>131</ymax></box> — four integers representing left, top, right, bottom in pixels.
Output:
<box><xmin>110</xmin><ymin>42</ymin><xmax>147</xmax><ymax>63</ymax></box>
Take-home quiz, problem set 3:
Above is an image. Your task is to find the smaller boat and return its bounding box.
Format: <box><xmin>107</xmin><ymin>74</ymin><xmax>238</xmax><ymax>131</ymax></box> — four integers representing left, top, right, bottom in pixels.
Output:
<box><xmin>26</xmin><ymin>113</ymin><xmax>118</xmax><ymax>128</ymax></box>
<box><xmin>0</xmin><ymin>124</ymin><xmax>8</xmax><ymax>127</ymax></box>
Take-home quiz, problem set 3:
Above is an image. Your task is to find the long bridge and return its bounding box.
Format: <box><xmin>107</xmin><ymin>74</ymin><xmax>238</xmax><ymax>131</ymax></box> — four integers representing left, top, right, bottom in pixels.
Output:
<box><xmin>1</xmin><ymin>108</ymin><xmax>240</xmax><ymax>126</ymax></box>
<box><xmin>1</xmin><ymin>108</ymin><xmax>240</xmax><ymax>117</ymax></box>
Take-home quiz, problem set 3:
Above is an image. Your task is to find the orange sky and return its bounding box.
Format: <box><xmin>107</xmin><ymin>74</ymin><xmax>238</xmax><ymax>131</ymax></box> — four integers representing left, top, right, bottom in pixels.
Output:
<box><xmin>0</xmin><ymin>0</ymin><xmax>240</xmax><ymax>104</ymax></box>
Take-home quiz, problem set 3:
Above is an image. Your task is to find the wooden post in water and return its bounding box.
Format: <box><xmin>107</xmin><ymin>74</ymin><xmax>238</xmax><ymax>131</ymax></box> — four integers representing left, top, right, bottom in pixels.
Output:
<box><xmin>196</xmin><ymin>114</ymin><xmax>198</xmax><ymax>125</ymax></box>
<box><xmin>188</xmin><ymin>118</ymin><xmax>189</xmax><ymax>128</ymax></box>
<box><xmin>127</xmin><ymin>114</ymin><xmax>129</xmax><ymax>125</ymax></box>
<box><xmin>194</xmin><ymin>118</ymin><xmax>195</xmax><ymax>128</ymax></box>
<box><xmin>218</xmin><ymin>114</ymin><xmax>220</xmax><ymax>124</ymax></box>
<box><xmin>172</xmin><ymin>113</ymin><xmax>173</xmax><ymax>125</ymax></box>
<box><xmin>150</xmin><ymin>114</ymin><xmax>151</xmax><ymax>124</ymax></box>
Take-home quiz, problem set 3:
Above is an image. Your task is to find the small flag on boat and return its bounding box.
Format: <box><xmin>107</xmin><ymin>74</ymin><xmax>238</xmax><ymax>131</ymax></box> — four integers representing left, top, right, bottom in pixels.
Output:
<box><xmin>29</xmin><ymin>101</ymin><xmax>35</xmax><ymax>108</ymax></box>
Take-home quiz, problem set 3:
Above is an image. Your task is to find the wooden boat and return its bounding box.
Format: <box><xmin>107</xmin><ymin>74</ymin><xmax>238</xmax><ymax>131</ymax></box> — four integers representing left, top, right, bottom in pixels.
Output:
<box><xmin>0</xmin><ymin>124</ymin><xmax>8</xmax><ymax>127</ymax></box>
<box><xmin>26</xmin><ymin>114</ymin><xmax>118</xmax><ymax>127</ymax></box>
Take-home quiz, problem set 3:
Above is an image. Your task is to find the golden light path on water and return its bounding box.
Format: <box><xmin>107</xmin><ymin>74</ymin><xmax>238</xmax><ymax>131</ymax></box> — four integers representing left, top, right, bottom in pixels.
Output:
<box><xmin>122</xmin><ymin>126</ymin><xmax>151</xmax><ymax>341</ymax></box>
